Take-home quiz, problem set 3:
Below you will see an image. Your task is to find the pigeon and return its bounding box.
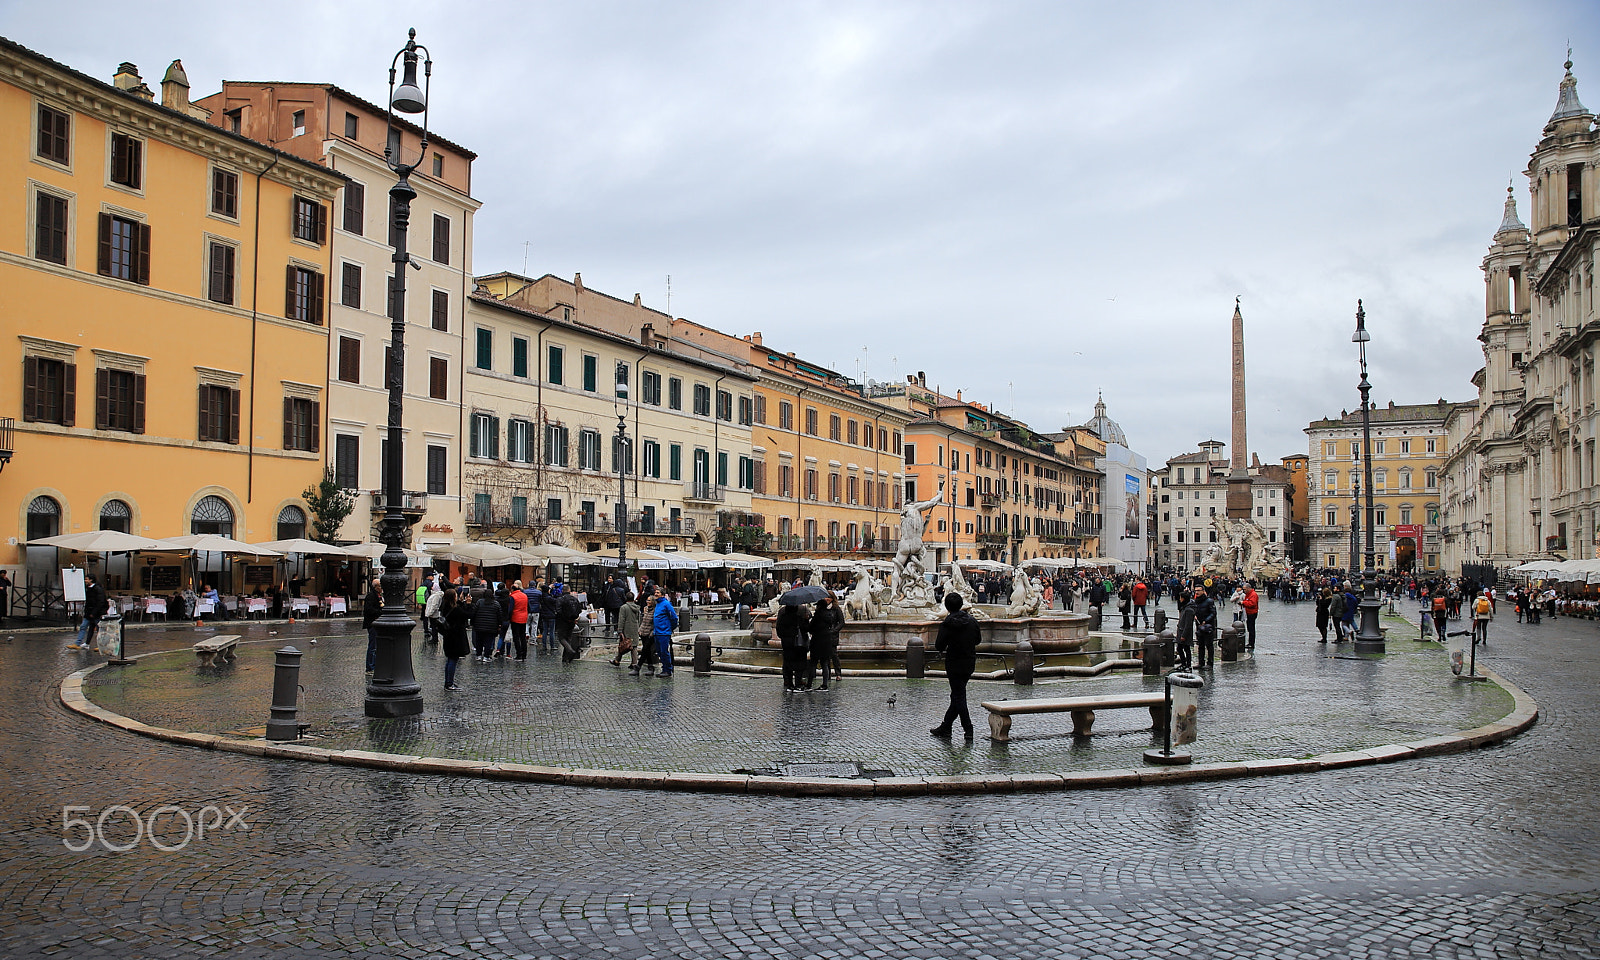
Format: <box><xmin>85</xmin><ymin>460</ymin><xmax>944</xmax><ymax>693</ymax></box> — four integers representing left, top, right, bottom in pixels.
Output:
<box><xmin>886</xmin><ymin>694</ymin><xmax>897</xmax><ymax>708</ymax></box>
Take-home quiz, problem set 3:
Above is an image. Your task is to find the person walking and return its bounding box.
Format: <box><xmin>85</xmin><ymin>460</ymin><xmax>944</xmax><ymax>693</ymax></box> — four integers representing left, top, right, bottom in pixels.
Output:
<box><xmin>775</xmin><ymin>602</ymin><xmax>809</xmax><ymax>692</ymax></box>
<box><xmin>1241</xmin><ymin>582</ymin><xmax>1259</xmax><ymax>651</ymax></box>
<box><xmin>1315</xmin><ymin>587</ymin><xmax>1332</xmax><ymax>643</ymax></box>
<box><xmin>931</xmin><ymin>593</ymin><xmax>980</xmax><ymax>739</ymax></box>
<box><xmin>1471</xmin><ymin>590</ymin><xmax>1493</xmax><ymax>646</ymax></box>
<box><xmin>1174</xmin><ymin>590</ymin><xmax>1195</xmax><ymax>670</ymax></box>
<box><xmin>508</xmin><ymin>579</ymin><xmax>530</xmax><ymax>660</ymax></box>
<box><xmin>611</xmin><ymin>591</ymin><xmax>642</xmax><ymax>666</ymax></box>
<box><xmin>601</xmin><ymin>574</ymin><xmax>628</xmax><ymax>629</ymax></box>
<box><xmin>555</xmin><ymin>584</ymin><xmax>584</xmax><ymax>662</ymax></box>
<box><xmin>493</xmin><ymin>581</ymin><xmax>514</xmax><ymax>658</ymax></box>
<box><xmin>361</xmin><ymin>577</ymin><xmax>382</xmax><ymax>672</ymax></box>
<box><xmin>440</xmin><ymin>588</ymin><xmax>470</xmax><ymax>691</ymax></box>
<box><xmin>1192</xmin><ymin>586</ymin><xmax>1218</xmax><ymax>669</ymax></box>
<box><xmin>1117</xmin><ymin>581</ymin><xmax>1133</xmax><ymax>630</ymax></box>
<box><xmin>1131</xmin><ymin>578</ymin><xmax>1150</xmax><ymax>629</ymax></box>
<box><xmin>1431</xmin><ymin>592</ymin><xmax>1449</xmax><ymax>641</ymax></box>
<box><xmin>1340</xmin><ymin>583</ymin><xmax>1359</xmax><ymax>641</ymax></box>
<box><xmin>538</xmin><ymin>580</ymin><xmax>558</xmax><ymax>652</ymax></box>
<box><xmin>808</xmin><ymin>594</ymin><xmax>844</xmax><ymax>691</ymax></box>
<box><xmin>470</xmin><ymin>584</ymin><xmax>502</xmax><ymax>662</ymax></box>
<box><xmin>649</xmin><ymin>586</ymin><xmax>679</xmax><ymax>677</ymax></box>
<box><xmin>0</xmin><ymin>569</ymin><xmax>11</xmax><ymax>626</ymax></box>
<box><xmin>68</xmin><ymin>574</ymin><xmax>109</xmax><ymax>651</ymax></box>
<box><xmin>422</xmin><ymin>576</ymin><xmax>445</xmax><ymax>645</ymax></box>
<box><xmin>414</xmin><ymin>578</ymin><xmax>432</xmax><ymax>643</ymax></box>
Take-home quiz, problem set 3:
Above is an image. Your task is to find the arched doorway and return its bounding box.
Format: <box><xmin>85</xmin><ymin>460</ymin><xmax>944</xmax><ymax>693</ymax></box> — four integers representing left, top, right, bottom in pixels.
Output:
<box><xmin>1395</xmin><ymin>537</ymin><xmax>1417</xmax><ymax>573</ymax></box>
<box><xmin>99</xmin><ymin>499</ymin><xmax>132</xmax><ymax>533</ymax></box>
<box><xmin>191</xmin><ymin>496</ymin><xmax>235</xmax><ymax>537</ymax></box>
<box><xmin>277</xmin><ymin>505</ymin><xmax>306</xmax><ymax>541</ymax></box>
<box><xmin>26</xmin><ymin>495</ymin><xmax>61</xmax><ymax>541</ymax></box>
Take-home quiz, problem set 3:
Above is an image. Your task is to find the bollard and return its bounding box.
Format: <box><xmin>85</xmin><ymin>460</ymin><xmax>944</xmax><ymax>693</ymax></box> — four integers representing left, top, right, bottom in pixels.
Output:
<box><xmin>1087</xmin><ymin>605</ymin><xmax>1102</xmax><ymax>631</ymax></box>
<box><xmin>1142</xmin><ymin>635</ymin><xmax>1163</xmax><ymax>676</ymax></box>
<box><xmin>1153</xmin><ymin>608</ymin><xmax>1168</xmax><ymax>634</ymax></box>
<box><xmin>906</xmin><ymin>637</ymin><xmax>925</xmax><ymax>678</ymax></box>
<box><xmin>266</xmin><ymin>645</ymin><xmax>304</xmax><ymax>742</ymax></box>
<box><xmin>1159</xmin><ymin>627</ymin><xmax>1177</xmax><ymax>667</ymax></box>
<box><xmin>676</xmin><ymin>601</ymin><xmax>691</xmax><ymax>633</ymax></box>
<box><xmin>693</xmin><ymin>632</ymin><xmax>712</xmax><ymax>676</ymax></box>
<box><xmin>1014</xmin><ymin>639</ymin><xmax>1035</xmax><ymax>685</ymax></box>
<box><xmin>1219</xmin><ymin>624</ymin><xmax>1242</xmax><ymax>661</ymax></box>
<box><xmin>738</xmin><ymin>609</ymin><xmax>754</xmax><ymax>631</ymax></box>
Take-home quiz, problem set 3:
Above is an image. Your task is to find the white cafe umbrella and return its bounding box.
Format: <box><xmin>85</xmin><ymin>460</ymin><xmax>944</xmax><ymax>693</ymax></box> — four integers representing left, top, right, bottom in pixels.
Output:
<box><xmin>29</xmin><ymin>530</ymin><xmax>178</xmax><ymax>553</ymax></box>
<box><xmin>251</xmin><ymin>538</ymin><xmax>353</xmax><ymax>557</ymax></box>
<box><xmin>160</xmin><ymin>534</ymin><xmax>282</xmax><ymax>557</ymax></box>
<box><xmin>426</xmin><ymin>541</ymin><xmax>524</xmax><ymax>566</ymax></box>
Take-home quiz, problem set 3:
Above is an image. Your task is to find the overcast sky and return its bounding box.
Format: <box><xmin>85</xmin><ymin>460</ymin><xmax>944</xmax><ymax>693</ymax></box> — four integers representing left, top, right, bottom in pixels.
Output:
<box><xmin>10</xmin><ymin>1</ymin><xmax>1598</xmax><ymax>465</ymax></box>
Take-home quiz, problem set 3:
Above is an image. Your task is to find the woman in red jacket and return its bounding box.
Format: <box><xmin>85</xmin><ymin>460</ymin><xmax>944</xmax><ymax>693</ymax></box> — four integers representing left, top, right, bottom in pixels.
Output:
<box><xmin>508</xmin><ymin>579</ymin><xmax>531</xmax><ymax>661</ymax></box>
<box><xmin>1241</xmin><ymin>583</ymin><xmax>1260</xmax><ymax>651</ymax></box>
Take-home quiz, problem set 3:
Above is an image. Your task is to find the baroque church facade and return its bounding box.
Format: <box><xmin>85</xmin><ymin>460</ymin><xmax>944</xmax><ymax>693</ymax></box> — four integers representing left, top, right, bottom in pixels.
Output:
<box><xmin>1442</xmin><ymin>57</ymin><xmax>1600</xmax><ymax>571</ymax></box>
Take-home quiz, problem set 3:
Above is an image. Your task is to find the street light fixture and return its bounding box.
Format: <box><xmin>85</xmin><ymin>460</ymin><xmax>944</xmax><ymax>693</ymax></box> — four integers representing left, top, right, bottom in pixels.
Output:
<box><xmin>365</xmin><ymin>28</ymin><xmax>432</xmax><ymax>718</ymax></box>
<box><xmin>614</xmin><ymin>362</ymin><xmax>630</xmax><ymax>576</ymax></box>
<box><xmin>1352</xmin><ymin>300</ymin><xmax>1385</xmax><ymax>653</ymax></box>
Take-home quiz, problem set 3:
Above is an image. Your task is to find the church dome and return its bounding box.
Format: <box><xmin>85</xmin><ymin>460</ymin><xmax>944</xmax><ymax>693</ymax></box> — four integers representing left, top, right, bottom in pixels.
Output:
<box><xmin>1086</xmin><ymin>392</ymin><xmax>1127</xmax><ymax>446</ymax></box>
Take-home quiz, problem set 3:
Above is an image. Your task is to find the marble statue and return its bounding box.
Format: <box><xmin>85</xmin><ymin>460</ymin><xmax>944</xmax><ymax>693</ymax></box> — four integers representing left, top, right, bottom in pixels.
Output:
<box><xmin>1198</xmin><ymin>516</ymin><xmax>1284</xmax><ymax>580</ymax></box>
<box><xmin>1003</xmin><ymin>565</ymin><xmax>1044</xmax><ymax>618</ymax></box>
<box><xmin>880</xmin><ymin>485</ymin><xmax>946</xmax><ymax>616</ymax></box>
<box><xmin>845</xmin><ymin>565</ymin><xmax>892</xmax><ymax>621</ymax></box>
<box><xmin>939</xmin><ymin>561</ymin><xmax>987</xmax><ymax>619</ymax></box>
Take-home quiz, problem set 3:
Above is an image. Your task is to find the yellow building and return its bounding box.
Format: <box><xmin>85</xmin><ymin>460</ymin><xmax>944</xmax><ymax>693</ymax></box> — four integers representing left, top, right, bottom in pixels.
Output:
<box><xmin>1</xmin><ymin>42</ymin><xmax>345</xmax><ymax>599</ymax></box>
<box><xmin>670</xmin><ymin>322</ymin><xmax>913</xmax><ymax>561</ymax></box>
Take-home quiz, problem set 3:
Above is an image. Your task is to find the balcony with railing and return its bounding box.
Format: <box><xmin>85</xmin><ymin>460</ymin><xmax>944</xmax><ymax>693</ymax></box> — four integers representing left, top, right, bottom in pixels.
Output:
<box><xmin>685</xmin><ymin>482</ymin><xmax>726</xmax><ymax>503</ymax></box>
<box><xmin>466</xmin><ymin>501</ymin><xmax>547</xmax><ymax>528</ymax></box>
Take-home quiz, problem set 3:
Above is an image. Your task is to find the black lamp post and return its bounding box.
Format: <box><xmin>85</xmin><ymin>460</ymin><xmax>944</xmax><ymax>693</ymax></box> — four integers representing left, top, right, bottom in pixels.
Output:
<box><xmin>1352</xmin><ymin>300</ymin><xmax>1385</xmax><ymax>652</ymax></box>
<box><xmin>365</xmin><ymin>28</ymin><xmax>431</xmax><ymax>718</ymax></box>
<box><xmin>615</xmin><ymin>363</ymin><xmax>630</xmax><ymax>574</ymax></box>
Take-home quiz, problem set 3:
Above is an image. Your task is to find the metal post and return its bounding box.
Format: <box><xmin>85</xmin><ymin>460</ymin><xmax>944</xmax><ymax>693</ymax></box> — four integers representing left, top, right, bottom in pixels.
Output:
<box><xmin>366</xmin><ymin>29</ymin><xmax>432</xmax><ymax>718</ymax></box>
<box><xmin>905</xmin><ymin>636</ymin><xmax>925</xmax><ymax>678</ymax></box>
<box><xmin>616</xmin><ymin>411</ymin><xmax>628</xmax><ymax>573</ymax></box>
<box><xmin>1353</xmin><ymin>301</ymin><xmax>1385</xmax><ymax>653</ymax></box>
<box><xmin>267</xmin><ymin>645</ymin><xmax>304</xmax><ymax>741</ymax></box>
<box><xmin>1013</xmin><ymin>638</ymin><xmax>1034</xmax><ymax>685</ymax></box>
<box><xmin>693</xmin><ymin>632</ymin><xmax>711</xmax><ymax>676</ymax></box>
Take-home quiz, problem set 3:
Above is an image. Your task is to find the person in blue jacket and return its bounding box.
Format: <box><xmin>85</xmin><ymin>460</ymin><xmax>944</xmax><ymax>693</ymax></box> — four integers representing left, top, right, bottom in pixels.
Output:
<box><xmin>650</xmin><ymin>586</ymin><xmax>679</xmax><ymax>677</ymax></box>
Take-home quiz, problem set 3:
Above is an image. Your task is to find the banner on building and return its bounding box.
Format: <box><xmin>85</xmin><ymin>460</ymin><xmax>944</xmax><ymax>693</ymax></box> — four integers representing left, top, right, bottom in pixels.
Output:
<box><xmin>1124</xmin><ymin>474</ymin><xmax>1141</xmax><ymax>539</ymax></box>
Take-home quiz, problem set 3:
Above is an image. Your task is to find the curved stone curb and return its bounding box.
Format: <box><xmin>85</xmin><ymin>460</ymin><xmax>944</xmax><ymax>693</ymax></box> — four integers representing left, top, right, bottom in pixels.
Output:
<box><xmin>59</xmin><ymin>651</ymin><xmax>1539</xmax><ymax>798</ymax></box>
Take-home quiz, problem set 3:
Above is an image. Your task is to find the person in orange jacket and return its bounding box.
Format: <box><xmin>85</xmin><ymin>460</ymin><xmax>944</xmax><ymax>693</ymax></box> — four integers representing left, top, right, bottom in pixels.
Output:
<box><xmin>1241</xmin><ymin>582</ymin><xmax>1260</xmax><ymax>651</ymax></box>
<box><xmin>1130</xmin><ymin>579</ymin><xmax>1150</xmax><ymax>629</ymax></box>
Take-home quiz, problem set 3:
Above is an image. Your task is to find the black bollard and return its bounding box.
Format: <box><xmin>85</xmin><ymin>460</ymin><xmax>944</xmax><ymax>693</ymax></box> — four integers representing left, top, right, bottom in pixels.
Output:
<box><xmin>693</xmin><ymin>632</ymin><xmax>712</xmax><ymax>676</ymax></box>
<box><xmin>1014</xmin><ymin>639</ymin><xmax>1035</xmax><ymax>685</ymax></box>
<box><xmin>266</xmin><ymin>645</ymin><xmax>304</xmax><ymax>742</ymax></box>
<box><xmin>1142</xmin><ymin>635</ymin><xmax>1163</xmax><ymax>676</ymax></box>
<box><xmin>1087</xmin><ymin>605</ymin><xmax>1102</xmax><ymax>631</ymax></box>
<box><xmin>906</xmin><ymin>637</ymin><xmax>925</xmax><ymax>678</ymax></box>
<box><xmin>1153</xmin><ymin>608</ymin><xmax>1168</xmax><ymax>634</ymax></box>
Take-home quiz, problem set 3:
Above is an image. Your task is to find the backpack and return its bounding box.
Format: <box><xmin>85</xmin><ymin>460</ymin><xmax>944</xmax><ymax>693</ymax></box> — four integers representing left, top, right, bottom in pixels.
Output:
<box><xmin>558</xmin><ymin>592</ymin><xmax>582</xmax><ymax>621</ymax></box>
<box><xmin>1432</xmin><ymin>596</ymin><xmax>1446</xmax><ymax>613</ymax></box>
<box><xmin>1475</xmin><ymin>596</ymin><xmax>1491</xmax><ymax>617</ymax></box>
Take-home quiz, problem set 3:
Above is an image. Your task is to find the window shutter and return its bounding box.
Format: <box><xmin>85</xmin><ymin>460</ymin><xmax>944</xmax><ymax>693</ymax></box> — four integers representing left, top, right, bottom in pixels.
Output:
<box><xmin>469</xmin><ymin>415</ymin><xmax>480</xmax><ymax>457</ymax></box>
<box><xmin>285</xmin><ymin>265</ymin><xmax>297</xmax><ymax>319</ymax></box>
<box><xmin>136</xmin><ymin>223</ymin><xmax>151</xmax><ymax>285</ymax></box>
<box><xmin>95</xmin><ymin>367</ymin><xmax>109</xmax><ymax>430</ymax></box>
<box><xmin>490</xmin><ymin>416</ymin><xmax>500</xmax><ymax>459</ymax></box>
<box><xmin>198</xmin><ymin>385</ymin><xmax>210</xmax><ymax>440</ymax></box>
<box><xmin>129</xmin><ymin>138</ymin><xmax>142</xmax><ymax>189</ymax></box>
<box><xmin>283</xmin><ymin>396</ymin><xmax>294</xmax><ymax>449</ymax></box>
<box><xmin>131</xmin><ymin>373</ymin><xmax>146</xmax><ymax>434</ymax></box>
<box><xmin>228</xmin><ymin>388</ymin><xmax>241</xmax><ymax>444</ymax></box>
<box><xmin>97</xmin><ymin>213</ymin><xmax>112</xmax><ymax>276</ymax></box>
<box><xmin>315</xmin><ymin>202</ymin><xmax>327</xmax><ymax>244</ymax></box>
<box><xmin>22</xmin><ymin>356</ymin><xmax>38</xmax><ymax>422</ymax></box>
<box><xmin>310</xmin><ymin>271</ymin><xmax>325</xmax><ymax>324</ymax></box>
<box><xmin>61</xmin><ymin>362</ymin><xmax>75</xmax><ymax>427</ymax></box>
<box><xmin>310</xmin><ymin>401</ymin><xmax>320</xmax><ymax>453</ymax></box>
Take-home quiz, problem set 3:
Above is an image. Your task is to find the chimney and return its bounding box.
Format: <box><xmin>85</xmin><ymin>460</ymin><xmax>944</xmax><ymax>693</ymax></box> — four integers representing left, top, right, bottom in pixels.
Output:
<box><xmin>113</xmin><ymin>62</ymin><xmax>153</xmax><ymax>100</ymax></box>
<box><xmin>574</xmin><ymin>273</ymin><xmax>584</xmax><ymax>293</ymax></box>
<box><xmin>161</xmin><ymin>60</ymin><xmax>210</xmax><ymax>120</ymax></box>
<box><xmin>633</xmin><ymin>293</ymin><xmax>642</xmax><ymax>307</ymax></box>
<box><xmin>751</xmin><ymin>331</ymin><xmax>762</xmax><ymax>346</ymax></box>
<box><xmin>917</xmin><ymin>371</ymin><xmax>926</xmax><ymax>386</ymax></box>
<box><xmin>956</xmin><ymin>389</ymin><xmax>962</xmax><ymax>402</ymax></box>
<box><xmin>640</xmin><ymin>322</ymin><xmax>654</xmax><ymax>346</ymax></box>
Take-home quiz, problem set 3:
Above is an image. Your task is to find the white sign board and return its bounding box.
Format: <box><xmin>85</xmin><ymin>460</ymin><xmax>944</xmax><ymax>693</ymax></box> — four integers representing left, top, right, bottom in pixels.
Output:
<box><xmin>61</xmin><ymin>568</ymin><xmax>86</xmax><ymax>604</ymax></box>
<box><xmin>1171</xmin><ymin>683</ymin><xmax>1199</xmax><ymax>746</ymax></box>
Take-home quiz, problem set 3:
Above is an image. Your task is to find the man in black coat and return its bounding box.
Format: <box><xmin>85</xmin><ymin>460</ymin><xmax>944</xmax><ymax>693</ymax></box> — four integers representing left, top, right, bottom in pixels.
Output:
<box><xmin>932</xmin><ymin>593</ymin><xmax>981</xmax><ymax>739</ymax></box>
<box><xmin>362</xmin><ymin>577</ymin><xmax>382</xmax><ymax>673</ymax></box>
<box><xmin>69</xmin><ymin>575</ymin><xmax>110</xmax><ymax>651</ymax></box>
<box><xmin>602</xmin><ymin>575</ymin><xmax>629</xmax><ymax>628</ymax></box>
<box><xmin>1192</xmin><ymin>587</ymin><xmax>1218</xmax><ymax>668</ymax></box>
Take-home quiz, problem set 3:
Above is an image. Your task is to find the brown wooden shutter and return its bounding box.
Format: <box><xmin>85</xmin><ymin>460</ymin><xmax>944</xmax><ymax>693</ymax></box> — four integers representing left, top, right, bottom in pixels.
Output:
<box><xmin>198</xmin><ymin>385</ymin><xmax>210</xmax><ymax>440</ymax></box>
<box><xmin>95</xmin><ymin>367</ymin><xmax>109</xmax><ymax>430</ymax></box>
<box><xmin>131</xmin><ymin>373</ymin><xmax>145</xmax><ymax>434</ymax></box>
<box><xmin>228</xmin><ymin>388</ymin><xmax>241</xmax><ymax>444</ymax></box>
<box><xmin>61</xmin><ymin>362</ymin><xmax>75</xmax><ymax>426</ymax></box>
<box><xmin>136</xmin><ymin>223</ymin><xmax>151</xmax><ymax>285</ymax></box>
<box><xmin>129</xmin><ymin>138</ymin><xmax>142</xmax><ymax>189</ymax></box>
<box><xmin>283</xmin><ymin>396</ymin><xmax>294</xmax><ymax>449</ymax></box>
<box><xmin>97</xmin><ymin>213</ymin><xmax>112</xmax><ymax>276</ymax></box>
<box><xmin>285</xmin><ymin>265</ymin><xmax>297</xmax><ymax>319</ymax></box>
<box><xmin>315</xmin><ymin>201</ymin><xmax>327</xmax><ymax>244</ymax></box>
<box><xmin>311</xmin><ymin>271</ymin><xmax>325</xmax><ymax>324</ymax></box>
<box><xmin>22</xmin><ymin>356</ymin><xmax>38</xmax><ymax>422</ymax></box>
<box><xmin>310</xmin><ymin>401</ymin><xmax>321</xmax><ymax>453</ymax></box>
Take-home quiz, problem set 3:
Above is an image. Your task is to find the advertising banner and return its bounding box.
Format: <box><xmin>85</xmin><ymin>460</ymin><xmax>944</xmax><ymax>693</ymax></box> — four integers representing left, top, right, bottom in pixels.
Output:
<box><xmin>1124</xmin><ymin>474</ymin><xmax>1141</xmax><ymax>539</ymax></box>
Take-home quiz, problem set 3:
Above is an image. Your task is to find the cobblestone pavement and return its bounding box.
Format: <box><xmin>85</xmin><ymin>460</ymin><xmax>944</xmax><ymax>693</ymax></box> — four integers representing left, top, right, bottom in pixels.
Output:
<box><xmin>80</xmin><ymin>603</ymin><xmax>1511</xmax><ymax>776</ymax></box>
<box><xmin>2</xmin><ymin>600</ymin><xmax>1597</xmax><ymax>958</ymax></box>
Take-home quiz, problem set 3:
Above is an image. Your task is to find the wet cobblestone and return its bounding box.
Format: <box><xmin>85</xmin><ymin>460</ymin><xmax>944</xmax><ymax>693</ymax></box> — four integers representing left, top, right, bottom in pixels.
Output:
<box><xmin>82</xmin><ymin>602</ymin><xmax>1510</xmax><ymax>776</ymax></box>
<box><xmin>0</xmin><ymin>601</ymin><xmax>1595</xmax><ymax>958</ymax></box>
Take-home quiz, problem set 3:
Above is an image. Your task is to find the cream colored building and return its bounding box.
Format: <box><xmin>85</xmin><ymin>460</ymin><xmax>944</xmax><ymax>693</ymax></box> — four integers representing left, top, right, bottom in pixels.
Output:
<box><xmin>1154</xmin><ymin>442</ymin><xmax>1293</xmax><ymax>572</ymax></box>
<box><xmin>1442</xmin><ymin>58</ymin><xmax>1600</xmax><ymax>571</ymax></box>
<box><xmin>196</xmin><ymin>82</ymin><xmax>481</xmax><ymax>549</ymax></box>
<box><xmin>465</xmin><ymin>274</ymin><xmax>757</xmax><ymax>554</ymax></box>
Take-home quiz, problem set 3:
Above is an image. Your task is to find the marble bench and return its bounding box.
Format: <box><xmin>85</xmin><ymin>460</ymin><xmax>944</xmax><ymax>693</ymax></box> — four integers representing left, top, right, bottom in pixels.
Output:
<box><xmin>193</xmin><ymin>635</ymin><xmax>241</xmax><ymax>667</ymax></box>
<box><xmin>981</xmin><ymin>692</ymin><xmax>1167</xmax><ymax>742</ymax></box>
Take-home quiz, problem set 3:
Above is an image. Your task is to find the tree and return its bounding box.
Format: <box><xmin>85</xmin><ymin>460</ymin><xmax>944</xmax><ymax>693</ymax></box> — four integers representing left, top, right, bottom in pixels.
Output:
<box><xmin>302</xmin><ymin>467</ymin><xmax>357</xmax><ymax>544</ymax></box>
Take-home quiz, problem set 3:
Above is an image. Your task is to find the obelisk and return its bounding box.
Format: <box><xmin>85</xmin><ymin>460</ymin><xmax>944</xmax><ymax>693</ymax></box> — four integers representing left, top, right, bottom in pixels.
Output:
<box><xmin>1226</xmin><ymin>298</ymin><xmax>1252</xmax><ymax>519</ymax></box>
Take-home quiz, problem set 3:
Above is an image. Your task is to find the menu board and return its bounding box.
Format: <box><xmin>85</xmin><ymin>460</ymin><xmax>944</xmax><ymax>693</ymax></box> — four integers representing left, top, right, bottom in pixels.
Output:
<box><xmin>244</xmin><ymin>564</ymin><xmax>276</xmax><ymax>586</ymax></box>
<box><xmin>141</xmin><ymin>565</ymin><xmax>182</xmax><ymax>591</ymax></box>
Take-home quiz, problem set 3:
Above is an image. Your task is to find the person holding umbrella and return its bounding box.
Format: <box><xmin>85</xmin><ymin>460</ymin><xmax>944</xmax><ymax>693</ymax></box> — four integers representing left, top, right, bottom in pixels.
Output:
<box><xmin>776</xmin><ymin>584</ymin><xmax>826</xmax><ymax>692</ymax></box>
<box><xmin>808</xmin><ymin>594</ymin><xmax>844</xmax><ymax>691</ymax></box>
<box><xmin>931</xmin><ymin>593</ymin><xmax>980</xmax><ymax>739</ymax></box>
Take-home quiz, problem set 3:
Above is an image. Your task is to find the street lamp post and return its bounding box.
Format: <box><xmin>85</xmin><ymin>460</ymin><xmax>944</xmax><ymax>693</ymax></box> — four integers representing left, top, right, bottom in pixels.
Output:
<box><xmin>615</xmin><ymin>364</ymin><xmax>630</xmax><ymax>574</ymax></box>
<box><xmin>1352</xmin><ymin>301</ymin><xmax>1385</xmax><ymax>652</ymax></box>
<box><xmin>365</xmin><ymin>29</ymin><xmax>432</xmax><ymax>718</ymax></box>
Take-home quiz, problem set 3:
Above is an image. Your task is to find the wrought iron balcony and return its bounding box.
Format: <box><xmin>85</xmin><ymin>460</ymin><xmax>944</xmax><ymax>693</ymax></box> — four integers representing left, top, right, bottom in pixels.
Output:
<box><xmin>685</xmin><ymin>482</ymin><xmax>726</xmax><ymax>503</ymax></box>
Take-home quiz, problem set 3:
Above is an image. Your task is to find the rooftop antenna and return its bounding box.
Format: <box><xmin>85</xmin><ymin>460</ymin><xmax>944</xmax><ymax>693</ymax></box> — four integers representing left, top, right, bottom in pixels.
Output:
<box><xmin>522</xmin><ymin>241</ymin><xmax>530</xmax><ymax>276</ymax></box>
<box><xmin>1009</xmin><ymin>381</ymin><xmax>1014</xmax><ymax>416</ymax></box>
<box><xmin>666</xmin><ymin>274</ymin><xmax>671</xmax><ymax>316</ymax></box>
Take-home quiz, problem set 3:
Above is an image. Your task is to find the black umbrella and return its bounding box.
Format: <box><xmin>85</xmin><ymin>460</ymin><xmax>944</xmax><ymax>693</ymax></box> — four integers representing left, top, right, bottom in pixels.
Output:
<box><xmin>779</xmin><ymin>585</ymin><xmax>830</xmax><ymax>606</ymax></box>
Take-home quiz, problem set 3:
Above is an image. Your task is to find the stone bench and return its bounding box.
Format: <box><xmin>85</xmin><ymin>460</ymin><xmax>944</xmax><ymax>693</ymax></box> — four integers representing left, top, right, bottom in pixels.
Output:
<box><xmin>981</xmin><ymin>692</ymin><xmax>1167</xmax><ymax>742</ymax></box>
<box><xmin>193</xmin><ymin>634</ymin><xmax>241</xmax><ymax>667</ymax></box>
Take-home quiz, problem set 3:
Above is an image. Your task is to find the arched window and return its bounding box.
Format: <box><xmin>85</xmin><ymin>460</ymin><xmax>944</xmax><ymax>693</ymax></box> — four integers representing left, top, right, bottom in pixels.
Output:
<box><xmin>276</xmin><ymin>505</ymin><xmax>307</xmax><ymax>541</ymax></box>
<box><xmin>99</xmin><ymin>499</ymin><xmax>132</xmax><ymax>533</ymax></box>
<box><xmin>26</xmin><ymin>496</ymin><xmax>61</xmax><ymax>541</ymax></box>
<box><xmin>191</xmin><ymin>495</ymin><xmax>234</xmax><ymax>536</ymax></box>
